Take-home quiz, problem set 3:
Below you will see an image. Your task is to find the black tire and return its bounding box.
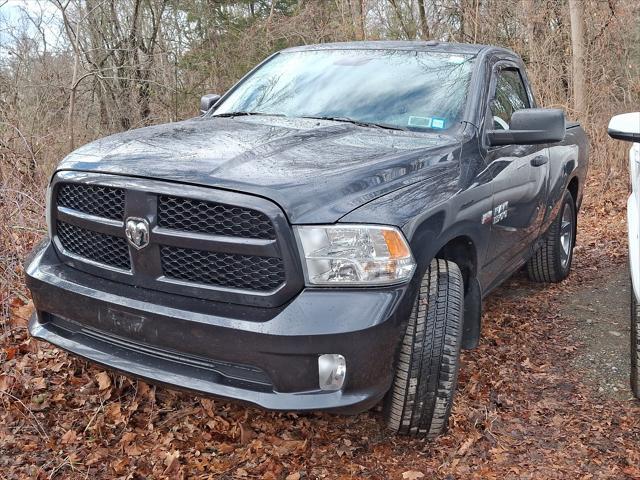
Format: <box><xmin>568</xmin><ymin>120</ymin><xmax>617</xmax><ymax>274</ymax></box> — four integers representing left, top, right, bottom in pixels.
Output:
<box><xmin>384</xmin><ymin>258</ymin><xmax>464</xmax><ymax>438</ymax></box>
<box><xmin>527</xmin><ymin>190</ymin><xmax>576</xmax><ymax>283</ymax></box>
<box><xmin>631</xmin><ymin>287</ymin><xmax>640</xmax><ymax>398</ymax></box>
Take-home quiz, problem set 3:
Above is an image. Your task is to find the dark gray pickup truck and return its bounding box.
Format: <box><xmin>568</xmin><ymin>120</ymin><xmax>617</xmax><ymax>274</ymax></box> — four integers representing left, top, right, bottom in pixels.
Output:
<box><xmin>26</xmin><ymin>41</ymin><xmax>588</xmax><ymax>438</ymax></box>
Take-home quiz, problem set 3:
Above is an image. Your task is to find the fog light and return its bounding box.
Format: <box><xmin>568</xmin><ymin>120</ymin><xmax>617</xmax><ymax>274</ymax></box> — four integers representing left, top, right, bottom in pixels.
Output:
<box><xmin>318</xmin><ymin>354</ymin><xmax>346</xmax><ymax>391</ymax></box>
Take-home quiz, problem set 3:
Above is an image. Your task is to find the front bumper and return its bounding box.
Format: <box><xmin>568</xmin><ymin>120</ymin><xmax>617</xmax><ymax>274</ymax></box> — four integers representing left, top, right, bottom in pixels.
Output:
<box><xmin>26</xmin><ymin>240</ymin><xmax>414</xmax><ymax>413</ymax></box>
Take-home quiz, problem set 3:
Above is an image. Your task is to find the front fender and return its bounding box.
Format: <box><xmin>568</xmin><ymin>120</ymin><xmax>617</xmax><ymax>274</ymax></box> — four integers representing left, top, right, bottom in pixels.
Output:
<box><xmin>340</xmin><ymin>170</ymin><xmax>493</xmax><ymax>285</ymax></box>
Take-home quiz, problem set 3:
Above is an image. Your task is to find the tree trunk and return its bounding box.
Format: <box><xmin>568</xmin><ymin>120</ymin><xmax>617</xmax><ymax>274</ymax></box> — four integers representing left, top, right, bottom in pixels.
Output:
<box><xmin>68</xmin><ymin>48</ymin><xmax>79</xmax><ymax>151</ymax></box>
<box><xmin>521</xmin><ymin>0</ymin><xmax>536</xmax><ymax>59</ymax></box>
<box><xmin>458</xmin><ymin>1</ymin><xmax>467</xmax><ymax>42</ymax></box>
<box><xmin>266</xmin><ymin>0</ymin><xmax>275</xmax><ymax>33</ymax></box>
<box><xmin>568</xmin><ymin>0</ymin><xmax>586</xmax><ymax>116</ymax></box>
<box><xmin>355</xmin><ymin>0</ymin><xmax>366</xmax><ymax>40</ymax></box>
<box><xmin>418</xmin><ymin>0</ymin><xmax>429</xmax><ymax>39</ymax></box>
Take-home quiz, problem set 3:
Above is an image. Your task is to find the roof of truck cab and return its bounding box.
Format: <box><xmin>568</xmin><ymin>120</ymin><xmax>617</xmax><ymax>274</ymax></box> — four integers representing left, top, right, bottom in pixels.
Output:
<box><xmin>282</xmin><ymin>40</ymin><xmax>515</xmax><ymax>57</ymax></box>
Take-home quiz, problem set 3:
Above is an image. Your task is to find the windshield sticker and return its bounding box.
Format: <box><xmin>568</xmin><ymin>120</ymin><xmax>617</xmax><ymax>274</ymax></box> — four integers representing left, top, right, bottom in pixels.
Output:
<box><xmin>408</xmin><ymin>116</ymin><xmax>432</xmax><ymax>128</ymax></box>
<box><xmin>431</xmin><ymin>118</ymin><xmax>446</xmax><ymax>129</ymax></box>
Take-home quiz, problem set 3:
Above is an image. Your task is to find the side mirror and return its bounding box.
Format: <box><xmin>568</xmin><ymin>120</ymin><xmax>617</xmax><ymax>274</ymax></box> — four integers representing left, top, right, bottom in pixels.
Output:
<box><xmin>200</xmin><ymin>93</ymin><xmax>221</xmax><ymax>115</ymax></box>
<box><xmin>608</xmin><ymin>112</ymin><xmax>640</xmax><ymax>142</ymax></box>
<box><xmin>487</xmin><ymin>108</ymin><xmax>566</xmax><ymax>146</ymax></box>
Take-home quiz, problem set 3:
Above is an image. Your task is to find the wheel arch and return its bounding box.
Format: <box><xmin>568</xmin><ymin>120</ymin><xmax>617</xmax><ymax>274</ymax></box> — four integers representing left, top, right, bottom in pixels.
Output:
<box><xmin>434</xmin><ymin>235</ymin><xmax>482</xmax><ymax>350</ymax></box>
<box><xmin>434</xmin><ymin>235</ymin><xmax>478</xmax><ymax>293</ymax></box>
<box><xmin>567</xmin><ymin>176</ymin><xmax>580</xmax><ymax>209</ymax></box>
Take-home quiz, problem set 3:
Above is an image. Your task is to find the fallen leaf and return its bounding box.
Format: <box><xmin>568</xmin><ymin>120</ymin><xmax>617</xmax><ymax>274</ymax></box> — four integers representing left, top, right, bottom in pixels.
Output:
<box><xmin>163</xmin><ymin>450</ymin><xmax>181</xmax><ymax>475</ymax></box>
<box><xmin>85</xmin><ymin>449</ymin><xmax>107</xmax><ymax>466</ymax></box>
<box><xmin>31</xmin><ymin>377</ymin><xmax>46</xmax><ymax>390</ymax></box>
<box><xmin>10</xmin><ymin>301</ymin><xmax>34</xmax><ymax>327</ymax></box>
<box><xmin>216</xmin><ymin>443</ymin><xmax>235</xmax><ymax>454</ymax></box>
<box><xmin>0</xmin><ymin>375</ymin><xmax>14</xmax><ymax>392</ymax></box>
<box><xmin>239</xmin><ymin>422</ymin><xmax>256</xmax><ymax>444</ymax></box>
<box><xmin>111</xmin><ymin>457</ymin><xmax>129</xmax><ymax>475</ymax></box>
<box><xmin>96</xmin><ymin>371</ymin><xmax>111</xmax><ymax>390</ymax></box>
<box><xmin>456</xmin><ymin>434</ymin><xmax>480</xmax><ymax>456</ymax></box>
<box><xmin>61</xmin><ymin>429</ymin><xmax>77</xmax><ymax>444</ymax></box>
<box><xmin>201</xmin><ymin>398</ymin><xmax>216</xmax><ymax>418</ymax></box>
<box><xmin>105</xmin><ymin>402</ymin><xmax>123</xmax><ymax>424</ymax></box>
<box><xmin>402</xmin><ymin>471</ymin><xmax>425</xmax><ymax>480</ymax></box>
<box><xmin>4</xmin><ymin>346</ymin><xmax>18</xmax><ymax>360</ymax></box>
<box><xmin>125</xmin><ymin>443</ymin><xmax>142</xmax><ymax>456</ymax></box>
<box><xmin>120</xmin><ymin>431</ymin><xmax>137</xmax><ymax>450</ymax></box>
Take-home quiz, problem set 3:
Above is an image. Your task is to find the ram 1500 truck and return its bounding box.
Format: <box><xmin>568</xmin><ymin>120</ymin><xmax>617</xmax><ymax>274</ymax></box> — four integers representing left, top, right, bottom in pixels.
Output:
<box><xmin>26</xmin><ymin>41</ymin><xmax>589</xmax><ymax>438</ymax></box>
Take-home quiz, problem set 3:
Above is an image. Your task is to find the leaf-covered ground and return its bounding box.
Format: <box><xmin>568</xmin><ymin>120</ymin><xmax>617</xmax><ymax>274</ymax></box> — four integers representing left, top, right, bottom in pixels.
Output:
<box><xmin>2</xmin><ymin>169</ymin><xmax>639</xmax><ymax>479</ymax></box>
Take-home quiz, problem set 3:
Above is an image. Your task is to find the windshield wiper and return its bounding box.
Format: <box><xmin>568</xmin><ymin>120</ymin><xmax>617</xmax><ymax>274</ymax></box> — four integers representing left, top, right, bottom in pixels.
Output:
<box><xmin>212</xmin><ymin>111</ymin><xmax>286</xmax><ymax>118</ymax></box>
<box><xmin>301</xmin><ymin>115</ymin><xmax>407</xmax><ymax>131</ymax></box>
<box><xmin>213</xmin><ymin>112</ymin><xmax>407</xmax><ymax>131</ymax></box>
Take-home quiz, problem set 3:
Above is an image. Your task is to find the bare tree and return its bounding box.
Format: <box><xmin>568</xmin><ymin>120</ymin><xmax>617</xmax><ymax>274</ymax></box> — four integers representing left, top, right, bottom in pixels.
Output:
<box><xmin>568</xmin><ymin>0</ymin><xmax>586</xmax><ymax>116</ymax></box>
<box><xmin>54</xmin><ymin>0</ymin><xmax>85</xmax><ymax>150</ymax></box>
<box><xmin>418</xmin><ymin>0</ymin><xmax>429</xmax><ymax>39</ymax></box>
<box><xmin>355</xmin><ymin>0</ymin><xmax>366</xmax><ymax>40</ymax></box>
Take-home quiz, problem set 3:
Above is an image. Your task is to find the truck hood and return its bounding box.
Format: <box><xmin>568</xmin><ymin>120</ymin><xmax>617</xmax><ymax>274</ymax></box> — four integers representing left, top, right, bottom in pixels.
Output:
<box><xmin>57</xmin><ymin>116</ymin><xmax>461</xmax><ymax>223</ymax></box>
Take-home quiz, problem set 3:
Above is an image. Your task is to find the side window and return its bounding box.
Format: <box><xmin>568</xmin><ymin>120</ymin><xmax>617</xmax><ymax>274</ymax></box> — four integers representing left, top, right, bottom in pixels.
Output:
<box><xmin>491</xmin><ymin>68</ymin><xmax>530</xmax><ymax>130</ymax></box>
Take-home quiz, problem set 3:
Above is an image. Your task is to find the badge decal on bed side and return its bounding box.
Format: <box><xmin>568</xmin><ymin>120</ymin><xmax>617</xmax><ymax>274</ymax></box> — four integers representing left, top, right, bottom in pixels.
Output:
<box><xmin>493</xmin><ymin>201</ymin><xmax>509</xmax><ymax>224</ymax></box>
<box><xmin>481</xmin><ymin>201</ymin><xmax>509</xmax><ymax>225</ymax></box>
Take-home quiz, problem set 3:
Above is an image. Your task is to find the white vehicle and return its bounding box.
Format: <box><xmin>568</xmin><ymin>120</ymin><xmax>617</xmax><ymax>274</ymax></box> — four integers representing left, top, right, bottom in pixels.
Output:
<box><xmin>608</xmin><ymin>112</ymin><xmax>640</xmax><ymax>397</ymax></box>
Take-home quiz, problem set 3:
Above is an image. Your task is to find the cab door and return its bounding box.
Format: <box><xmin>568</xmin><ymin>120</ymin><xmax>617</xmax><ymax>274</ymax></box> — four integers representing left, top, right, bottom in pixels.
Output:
<box><xmin>482</xmin><ymin>65</ymin><xmax>550</xmax><ymax>287</ymax></box>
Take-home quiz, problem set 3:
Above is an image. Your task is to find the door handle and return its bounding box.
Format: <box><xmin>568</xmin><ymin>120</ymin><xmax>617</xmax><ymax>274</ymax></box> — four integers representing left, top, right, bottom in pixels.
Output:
<box><xmin>531</xmin><ymin>155</ymin><xmax>549</xmax><ymax>167</ymax></box>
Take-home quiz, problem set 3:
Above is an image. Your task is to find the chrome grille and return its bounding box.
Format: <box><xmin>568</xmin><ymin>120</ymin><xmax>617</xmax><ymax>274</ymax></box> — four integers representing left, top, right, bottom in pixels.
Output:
<box><xmin>161</xmin><ymin>246</ymin><xmax>285</xmax><ymax>291</ymax></box>
<box><xmin>51</xmin><ymin>173</ymin><xmax>302</xmax><ymax>307</ymax></box>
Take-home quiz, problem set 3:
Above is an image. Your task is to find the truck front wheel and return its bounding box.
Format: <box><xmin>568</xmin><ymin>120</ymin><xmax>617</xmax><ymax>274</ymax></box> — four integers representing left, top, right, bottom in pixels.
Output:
<box><xmin>527</xmin><ymin>190</ymin><xmax>576</xmax><ymax>283</ymax></box>
<box><xmin>384</xmin><ymin>258</ymin><xmax>464</xmax><ymax>438</ymax></box>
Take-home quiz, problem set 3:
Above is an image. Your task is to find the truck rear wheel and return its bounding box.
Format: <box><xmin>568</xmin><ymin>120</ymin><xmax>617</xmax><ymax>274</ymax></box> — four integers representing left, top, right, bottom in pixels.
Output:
<box><xmin>384</xmin><ymin>258</ymin><xmax>464</xmax><ymax>438</ymax></box>
<box><xmin>527</xmin><ymin>190</ymin><xmax>576</xmax><ymax>283</ymax></box>
<box><xmin>631</xmin><ymin>287</ymin><xmax>640</xmax><ymax>398</ymax></box>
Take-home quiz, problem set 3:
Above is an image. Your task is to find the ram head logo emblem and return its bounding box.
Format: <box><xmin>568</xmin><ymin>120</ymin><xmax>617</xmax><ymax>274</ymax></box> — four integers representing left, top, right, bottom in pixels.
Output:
<box><xmin>125</xmin><ymin>217</ymin><xmax>150</xmax><ymax>250</ymax></box>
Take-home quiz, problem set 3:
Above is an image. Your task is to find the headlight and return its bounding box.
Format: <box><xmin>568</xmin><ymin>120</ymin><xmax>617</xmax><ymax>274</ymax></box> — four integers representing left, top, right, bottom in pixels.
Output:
<box><xmin>294</xmin><ymin>224</ymin><xmax>416</xmax><ymax>285</ymax></box>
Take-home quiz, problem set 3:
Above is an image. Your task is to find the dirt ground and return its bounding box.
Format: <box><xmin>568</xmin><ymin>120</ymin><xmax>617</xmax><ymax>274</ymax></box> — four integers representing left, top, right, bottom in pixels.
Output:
<box><xmin>2</xmin><ymin>171</ymin><xmax>640</xmax><ymax>479</ymax></box>
<box><xmin>564</xmin><ymin>264</ymin><xmax>631</xmax><ymax>401</ymax></box>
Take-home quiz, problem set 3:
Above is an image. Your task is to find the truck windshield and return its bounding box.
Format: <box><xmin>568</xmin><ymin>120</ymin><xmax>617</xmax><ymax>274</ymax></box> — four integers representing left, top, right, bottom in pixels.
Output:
<box><xmin>213</xmin><ymin>49</ymin><xmax>475</xmax><ymax>132</ymax></box>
